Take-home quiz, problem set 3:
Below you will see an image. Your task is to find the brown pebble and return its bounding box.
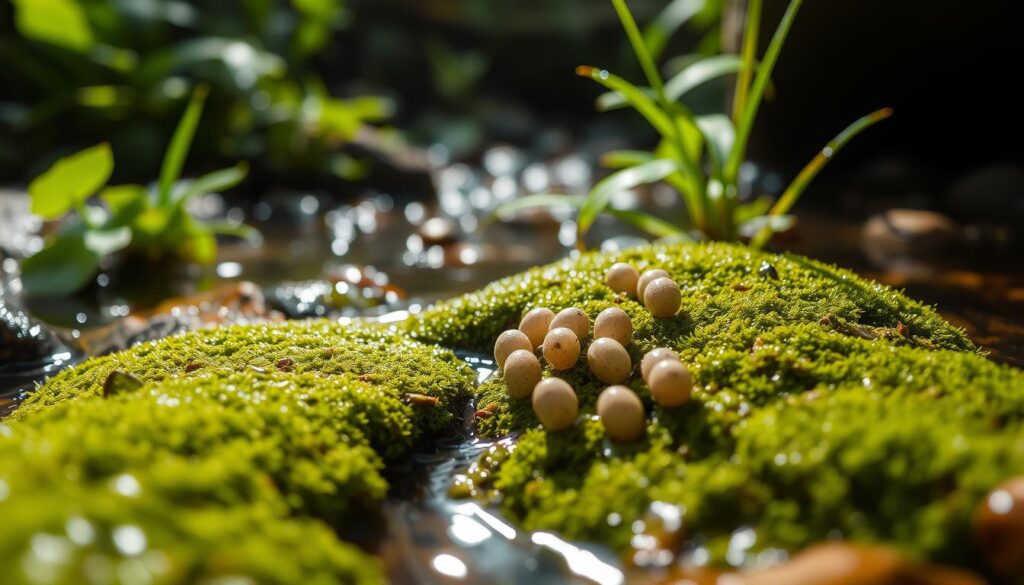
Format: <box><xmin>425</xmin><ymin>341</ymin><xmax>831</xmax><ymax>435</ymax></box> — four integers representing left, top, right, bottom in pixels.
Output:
<box><xmin>532</xmin><ymin>377</ymin><xmax>578</xmax><ymax>431</ymax></box>
<box><xmin>974</xmin><ymin>476</ymin><xmax>1024</xmax><ymax>578</ymax></box>
<box><xmin>542</xmin><ymin>327</ymin><xmax>581</xmax><ymax>370</ymax></box>
<box><xmin>587</xmin><ymin>338</ymin><xmax>632</xmax><ymax>384</ymax></box>
<box><xmin>596</xmin><ymin>386</ymin><xmax>645</xmax><ymax>442</ymax></box>
<box><xmin>636</xmin><ymin>269</ymin><xmax>669</xmax><ymax>301</ymax></box>
<box><xmin>593</xmin><ymin>307</ymin><xmax>632</xmax><ymax>346</ymax></box>
<box><xmin>184</xmin><ymin>361</ymin><xmax>203</xmax><ymax>373</ymax></box>
<box><xmin>276</xmin><ymin>358</ymin><xmax>294</xmax><ymax>371</ymax></box>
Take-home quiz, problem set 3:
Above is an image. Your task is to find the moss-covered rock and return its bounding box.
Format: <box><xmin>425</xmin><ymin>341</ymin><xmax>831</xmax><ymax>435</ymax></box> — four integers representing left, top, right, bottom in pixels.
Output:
<box><xmin>410</xmin><ymin>242</ymin><xmax>1024</xmax><ymax>572</ymax></box>
<box><xmin>0</xmin><ymin>321</ymin><xmax>476</xmax><ymax>585</ymax></box>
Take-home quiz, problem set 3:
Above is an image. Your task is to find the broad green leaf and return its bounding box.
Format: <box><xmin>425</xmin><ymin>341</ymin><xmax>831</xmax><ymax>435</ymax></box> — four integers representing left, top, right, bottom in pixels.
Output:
<box><xmin>184</xmin><ymin>223</ymin><xmax>216</xmax><ymax>264</ymax></box>
<box><xmin>12</xmin><ymin>0</ymin><xmax>94</xmax><ymax>53</ymax></box>
<box><xmin>600</xmin><ymin>150</ymin><xmax>655</xmax><ymax>169</ymax></box>
<box><xmin>84</xmin><ymin>226</ymin><xmax>132</xmax><ymax>256</ymax></box>
<box><xmin>643</xmin><ymin>0</ymin><xmax>705</xmax><ymax>61</ymax></box>
<box><xmin>598</xmin><ymin>54</ymin><xmax>743</xmax><ymax>112</ymax></box>
<box><xmin>172</xmin><ymin>163</ymin><xmax>248</xmax><ymax>205</ymax></box>
<box><xmin>733</xmin><ymin>195</ymin><xmax>773</xmax><ymax>224</ymax></box>
<box><xmin>204</xmin><ymin>220</ymin><xmax>262</xmax><ymax>244</ymax></box>
<box><xmin>665</xmin><ymin>55</ymin><xmax>744</xmax><ymax>101</ymax></box>
<box><xmin>489</xmin><ymin>194</ymin><xmax>585</xmax><ymax>222</ymax></box>
<box><xmin>100</xmin><ymin>184</ymin><xmax>148</xmax><ymax>217</ymax></box>
<box><xmin>605</xmin><ymin>208</ymin><xmax>686</xmax><ymax>238</ymax></box>
<box><xmin>29</xmin><ymin>143</ymin><xmax>113</xmax><ymax>219</ymax></box>
<box><xmin>695</xmin><ymin>114</ymin><xmax>735</xmax><ymax>171</ymax></box>
<box><xmin>725</xmin><ymin>0</ymin><xmax>803</xmax><ymax>183</ymax></box>
<box><xmin>732</xmin><ymin>0</ymin><xmax>762</xmax><ymax>124</ymax></box>
<box><xmin>133</xmin><ymin>207</ymin><xmax>172</xmax><ymax>237</ymax></box>
<box><xmin>159</xmin><ymin>84</ymin><xmax>208</xmax><ymax>206</ymax></box>
<box><xmin>319</xmin><ymin>98</ymin><xmax>362</xmax><ymax>141</ymax></box>
<box><xmin>20</xmin><ymin>233</ymin><xmax>101</xmax><ymax>296</ymax></box>
<box><xmin>740</xmin><ymin>214</ymin><xmax>795</xmax><ymax>238</ymax></box>
<box><xmin>577</xmin><ymin>159</ymin><xmax>677</xmax><ymax>237</ymax></box>
<box><xmin>750</xmin><ymin>107</ymin><xmax>892</xmax><ymax>248</ymax></box>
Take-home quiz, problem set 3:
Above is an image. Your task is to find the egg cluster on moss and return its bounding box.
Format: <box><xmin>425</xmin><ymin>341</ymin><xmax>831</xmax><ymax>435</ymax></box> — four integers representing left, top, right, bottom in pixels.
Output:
<box><xmin>412</xmin><ymin>241</ymin><xmax>1024</xmax><ymax>577</ymax></box>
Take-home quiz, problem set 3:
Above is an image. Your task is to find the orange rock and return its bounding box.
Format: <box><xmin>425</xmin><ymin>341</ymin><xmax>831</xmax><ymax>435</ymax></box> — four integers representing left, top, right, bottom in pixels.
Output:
<box><xmin>974</xmin><ymin>476</ymin><xmax>1024</xmax><ymax>579</ymax></box>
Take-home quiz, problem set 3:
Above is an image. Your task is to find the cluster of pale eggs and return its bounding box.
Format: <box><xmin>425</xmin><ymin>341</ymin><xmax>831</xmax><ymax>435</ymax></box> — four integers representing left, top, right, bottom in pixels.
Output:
<box><xmin>491</xmin><ymin>262</ymin><xmax>692</xmax><ymax>443</ymax></box>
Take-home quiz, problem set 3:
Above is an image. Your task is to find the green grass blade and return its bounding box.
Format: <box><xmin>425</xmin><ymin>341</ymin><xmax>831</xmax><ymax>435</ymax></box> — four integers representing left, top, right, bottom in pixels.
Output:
<box><xmin>731</xmin><ymin>0</ymin><xmax>762</xmax><ymax>125</ymax></box>
<box><xmin>577</xmin><ymin>158</ymin><xmax>677</xmax><ymax>237</ymax></box>
<box><xmin>488</xmin><ymin>194</ymin><xmax>586</xmax><ymax>223</ymax></box>
<box><xmin>606</xmin><ymin>207</ymin><xmax>687</xmax><ymax>239</ymax></box>
<box><xmin>666</xmin><ymin>54</ymin><xmax>744</xmax><ymax>101</ymax></box>
<box><xmin>725</xmin><ymin>0</ymin><xmax>801</xmax><ymax>183</ymax></box>
<box><xmin>158</xmin><ymin>84</ymin><xmax>208</xmax><ymax>206</ymax></box>
<box><xmin>643</xmin><ymin>0</ymin><xmax>705</xmax><ymax>62</ymax></box>
<box><xmin>580</xmin><ymin>66</ymin><xmax>673</xmax><ymax>135</ymax></box>
<box><xmin>173</xmin><ymin>162</ymin><xmax>249</xmax><ymax>205</ymax></box>
<box><xmin>750</xmin><ymin>107</ymin><xmax>893</xmax><ymax>248</ymax></box>
<box><xmin>610</xmin><ymin>0</ymin><xmax>668</xmax><ymax>99</ymax></box>
<box><xmin>600</xmin><ymin>150</ymin><xmax>656</xmax><ymax>169</ymax></box>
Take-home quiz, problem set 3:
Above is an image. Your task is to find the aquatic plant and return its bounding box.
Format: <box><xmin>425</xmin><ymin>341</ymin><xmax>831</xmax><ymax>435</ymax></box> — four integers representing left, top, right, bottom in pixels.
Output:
<box><xmin>20</xmin><ymin>86</ymin><xmax>255</xmax><ymax>296</ymax></box>
<box><xmin>2</xmin><ymin>0</ymin><xmax>391</xmax><ymax>185</ymax></box>
<box><xmin>498</xmin><ymin>0</ymin><xmax>891</xmax><ymax>249</ymax></box>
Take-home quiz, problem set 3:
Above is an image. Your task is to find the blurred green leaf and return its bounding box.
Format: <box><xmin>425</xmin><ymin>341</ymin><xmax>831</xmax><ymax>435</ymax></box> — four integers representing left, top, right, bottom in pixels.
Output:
<box><xmin>172</xmin><ymin>162</ymin><xmax>248</xmax><ymax>205</ymax></box>
<box><xmin>733</xmin><ymin>195</ymin><xmax>773</xmax><ymax>224</ymax></box>
<box><xmin>666</xmin><ymin>55</ymin><xmax>743</xmax><ymax>100</ymax></box>
<box><xmin>726</xmin><ymin>0</ymin><xmax>802</xmax><ymax>182</ymax></box>
<box><xmin>740</xmin><ymin>214</ymin><xmax>795</xmax><ymax>239</ymax></box>
<box><xmin>29</xmin><ymin>143</ymin><xmax>113</xmax><ymax>219</ymax></box>
<box><xmin>204</xmin><ymin>220</ymin><xmax>263</xmax><ymax>245</ymax></box>
<box><xmin>100</xmin><ymin>184</ymin><xmax>148</xmax><ymax>216</ymax></box>
<box><xmin>695</xmin><ymin>114</ymin><xmax>734</xmax><ymax>171</ymax></box>
<box><xmin>606</xmin><ymin>208</ymin><xmax>687</xmax><ymax>238</ymax></box>
<box><xmin>600</xmin><ymin>150</ymin><xmax>655</xmax><ymax>169</ymax></box>
<box><xmin>184</xmin><ymin>222</ymin><xmax>216</xmax><ymax>264</ymax></box>
<box><xmin>643</xmin><ymin>0</ymin><xmax>705</xmax><ymax>61</ymax></box>
<box><xmin>578</xmin><ymin>159</ymin><xmax>677</xmax><ymax>238</ymax></box>
<box><xmin>84</xmin><ymin>226</ymin><xmax>132</xmax><ymax>256</ymax></box>
<box><xmin>21</xmin><ymin>233</ymin><xmax>100</xmax><ymax>297</ymax></box>
<box><xmin>159</xmin><ymin>84</ymin><xmax>208</xmax><ymax>205</ymax></box>
<box><xmin>133</xmin><ymin>208</ymin><xmax>172</xmax><ymax>237</ymax></box>
<box><xmin>12</xmin><ymin>0</ymin><xmax>94</xmax><ymax>53</ymax></box>
<box><xmin>489</xmin><ymin>194</ymin><xmax>585</xmax><ymax>222</ymax></box>
<box><xmin>750</xmin><ymin>107</ymin><xmax>893</xmax><ymax>248</ymax></box>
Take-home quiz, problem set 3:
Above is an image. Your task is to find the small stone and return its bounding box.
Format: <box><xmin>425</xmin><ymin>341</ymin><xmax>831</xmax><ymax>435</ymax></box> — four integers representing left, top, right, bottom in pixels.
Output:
<box><xmin>543</xmin><ymin>327</ymin><xmax>581</xmax><ymax>370</ymax></box>
<box><xmin>647</xmin><ymin>360</ymin><xmax>692</xmax><ymax>407</ymax></box>
<box><xmin>550</xmin><ymin>307</ymin><xmax>590</xmax><ymax>340</ymax></box>
<box><xmin>597</xmin><ymin>386</ymin><xmax>646</xmax><ymax>442</ymax></box>
<box><xmin>532</xmin><ymin>378</ymin><xmax>578</xmax><ymax>431</ymax></box>
<box><xmin>593</xmin><ymin>307</ymin><xmax>632</xmax><ymax>346</ymax></box>
<box><xmin>587</xmin><ymin>338</ymin><xmax>631</xmax><ymax>384</ymax></box>
<box><xmin>275</xmin><ymin>358</ymin><xmax>294</xmax><ymax>371</ymax></box>
<box><xmin>504</xmin><ymin>349</ymin><xmax>542</xmax><ymax>399</ymax></box>
<box><xmin>519</xmin><ymin>307</ymin><xmax>555</xmax><ymax>349</ymax></box>
<box><xmin>759</xmin><ymin>261</ymin><xmax>779</xmax><ymax>280</ymax></box>
<box><xmin>494</xmin><ymin>329</ymin><xmax>533</xmax><ymax>369</ymax></box>
<box><xmin>974</xmin><ymin>477</ymin><xmax>1024</xmax><ymax>578</ymax></box>
<box><xmin>636</xmin><ymin>269</ymin><xmax>669</xmax><ymax>301</ymax></box>
<box><xmin>605</xmin><ymin>263</ymin><xmax>640</xmax><ymax>296</ymax></box>
<box><xmin>644</xmin><ymin>277</ymin><xmax>681</xmax><ymax>318</ymax></box>
<box><xmin>640</xmin><ymin>348</ymin><xmax>681</xmax><ymax>382</ymax></box>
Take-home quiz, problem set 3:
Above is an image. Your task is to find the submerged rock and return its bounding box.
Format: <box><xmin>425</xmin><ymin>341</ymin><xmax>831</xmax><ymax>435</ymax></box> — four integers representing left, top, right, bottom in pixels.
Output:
<box><xmin>0</xmin><ymin>298</ymin><xmax>59</xmax><ymax>364</ymax></box>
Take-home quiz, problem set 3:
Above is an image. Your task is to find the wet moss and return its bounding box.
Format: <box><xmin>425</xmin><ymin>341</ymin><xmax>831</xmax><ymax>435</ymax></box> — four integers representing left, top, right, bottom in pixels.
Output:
<box><xmin>0</xmin><ymin>322</ymin><xmax>477</xmax><ymax>585</ymax></box>
<box><xmin>18</xmin><ymin>319</ymin><xmax>475</xmax><ymax>434</ymax></box>
<box><xmin>412</xmin><ymin>242</ymin><xmax>1024</xmax><ymax>570</ymax></box>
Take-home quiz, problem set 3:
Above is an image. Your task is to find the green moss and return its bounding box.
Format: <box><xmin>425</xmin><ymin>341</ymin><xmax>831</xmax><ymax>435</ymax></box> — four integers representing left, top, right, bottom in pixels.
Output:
<box><xmin>18</xmin><ymin>319</ymin><xmax>475</xmax><ymax>434</ymax></box>
<box><xmin>0</xmin><ymin>322</ymin><xmax>477</xmax><ymax>585</ymax></box>
<box><xmin>411</xmin><ymin>242</ymin><xmax>1024</xmax><ymax>571</ymax></box>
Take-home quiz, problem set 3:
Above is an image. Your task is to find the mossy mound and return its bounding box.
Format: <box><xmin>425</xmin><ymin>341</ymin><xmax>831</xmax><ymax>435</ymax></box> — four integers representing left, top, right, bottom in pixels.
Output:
<box><xmin>0</xmin><ymin>322</ymin><xmax>476</xmax><ymax>585</ymax></box>
<box><xmin>409</xmin><ymin>242</ymin><xmax>1024</xmax><ymax>571</ymax></box>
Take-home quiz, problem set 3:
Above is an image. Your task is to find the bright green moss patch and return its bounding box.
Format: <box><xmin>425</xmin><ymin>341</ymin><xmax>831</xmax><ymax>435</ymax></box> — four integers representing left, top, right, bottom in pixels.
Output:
<box><xmin>18</xmin><ymin>319</ymin><xmax>475</xmax><ymax>434</ymax></box>
<box><xmin>0</xmin><ymin>322</ymin><xmax>477</xmax><ymax>585</ymax></box>
<box><xmin>411</xmin><ymin>242</ymin><xmax>1024</xmax><ymax>572</ymax></box>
